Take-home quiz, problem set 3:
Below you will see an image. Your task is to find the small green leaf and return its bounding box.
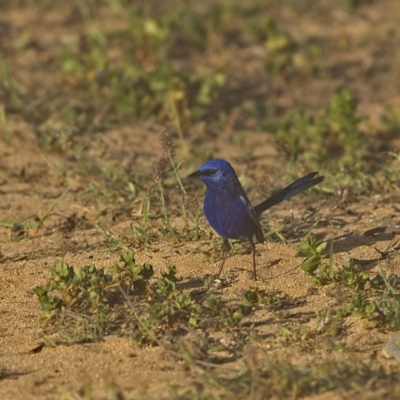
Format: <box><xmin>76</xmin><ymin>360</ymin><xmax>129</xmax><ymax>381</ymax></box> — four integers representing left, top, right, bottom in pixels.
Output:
<box><xmin>242</xmin><ymin>289</ymin><xmax>262</xmax><ymax>307</ymax></box>
<box><xmin>299</xmin><ymin>242</ymin><xmax>314</xmax><ymax>256</ymax></box>
<box><xmin>301</xmin><ymin>255</ymin><xmax>322</xmax><ymax>274</ymax></box>
<box><xmin>205</xmin><ymin>294</ymin><xmax>221</xmax><ymax>309</ymax></box>
<box><xmin>315</xmin><ymin>241</ymin><xmax>327</xmax><ymax>255</ymax></box>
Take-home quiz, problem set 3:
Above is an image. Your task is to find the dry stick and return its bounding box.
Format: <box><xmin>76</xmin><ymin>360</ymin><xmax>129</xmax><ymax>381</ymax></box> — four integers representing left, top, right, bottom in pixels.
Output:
<box><xmin>36</xmin><ymin>187</ymin><xmax>71</xmax><ymax>230</ymax></box>
<box><xmin>36</xmin><ymin>153</ymin><xmax>71</xmax><ymax>230</ymax></box>
<box><xmin>167</xmin><ymin>96</ymin><xmax>188</xmax><ymax>155</ymax></box>
<box><xmin>0</xmin><ymin>105</ymin><xmax>13</xmax><ymax>144</ymax></box>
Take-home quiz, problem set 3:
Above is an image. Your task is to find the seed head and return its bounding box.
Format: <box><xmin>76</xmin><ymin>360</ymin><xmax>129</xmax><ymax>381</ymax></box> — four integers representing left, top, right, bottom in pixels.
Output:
<box><xmin>152</xmin><ymin>155</ymin><xmax>169</xmax><ymax>183</ymax></box>
<box><xmin>159</xmin><ymin>129</ymin><xmax>175</xmax><ymax>157</ymax></box>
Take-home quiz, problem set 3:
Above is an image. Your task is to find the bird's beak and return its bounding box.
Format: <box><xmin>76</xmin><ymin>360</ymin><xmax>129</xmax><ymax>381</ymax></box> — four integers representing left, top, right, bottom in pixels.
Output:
<box><xmin>188</xmin><ymin>170</ymin><xmax>201</xmax><ymax>178</ymax></box>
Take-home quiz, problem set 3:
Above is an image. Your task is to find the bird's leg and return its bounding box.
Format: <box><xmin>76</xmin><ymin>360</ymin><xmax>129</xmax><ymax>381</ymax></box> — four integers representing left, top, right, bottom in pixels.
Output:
<box><xmin>249</xmin><ymin>239</ymin><xmax>257</xmax><ymax>281</ymax></box>
<box><xmin>217</xmin><ymin>238</ymin><xmax>231</xmax><ymax>279</ymax></box>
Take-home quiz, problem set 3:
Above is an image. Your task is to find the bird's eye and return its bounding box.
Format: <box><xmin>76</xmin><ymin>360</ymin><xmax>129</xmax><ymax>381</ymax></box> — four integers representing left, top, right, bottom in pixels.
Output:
<box><xmin>207</xmin><ymin>169</ymin><xmax>217</xmax><ymax>175</ymax></box>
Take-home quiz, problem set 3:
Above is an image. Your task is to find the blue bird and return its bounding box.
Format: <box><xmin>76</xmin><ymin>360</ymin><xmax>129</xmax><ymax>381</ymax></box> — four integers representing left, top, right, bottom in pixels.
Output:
<box><xmin>189</xmin><ymin>159</ymin><xmax>324</xmax><ymax>280</ymax></box>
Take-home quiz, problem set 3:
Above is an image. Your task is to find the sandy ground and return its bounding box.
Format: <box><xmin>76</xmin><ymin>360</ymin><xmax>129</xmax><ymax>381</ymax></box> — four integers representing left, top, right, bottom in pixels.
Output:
<box><xmin>1</xmin><ymin>0</ymin><xmax>400</xmax><ymax>399</ymax></box>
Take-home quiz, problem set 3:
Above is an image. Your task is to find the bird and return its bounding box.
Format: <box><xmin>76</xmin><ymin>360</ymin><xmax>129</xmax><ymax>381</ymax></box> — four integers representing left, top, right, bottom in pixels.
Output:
<box><xmin>189</xmin><ymin>159</ymin><xmax>324</xmax><ymax>280</ymax></box>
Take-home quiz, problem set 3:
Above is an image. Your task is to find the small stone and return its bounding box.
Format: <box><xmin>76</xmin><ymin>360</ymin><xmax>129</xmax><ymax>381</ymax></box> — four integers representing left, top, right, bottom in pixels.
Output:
<box><xmin>383</xmin><ymin>334</ymin><xmax>400</xmax><ymax>358</ymax></box>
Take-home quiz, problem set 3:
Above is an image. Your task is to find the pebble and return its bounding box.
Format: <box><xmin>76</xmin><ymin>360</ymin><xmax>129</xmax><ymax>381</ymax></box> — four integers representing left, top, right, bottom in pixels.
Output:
<box><xmin>383</xmin><ymin>334</ymin><xmax>400</xmax><ymax>358</ymax></box>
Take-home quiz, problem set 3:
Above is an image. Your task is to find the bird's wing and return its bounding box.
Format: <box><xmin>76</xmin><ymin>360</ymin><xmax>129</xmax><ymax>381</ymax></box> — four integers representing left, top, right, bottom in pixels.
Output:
<box><xmin>244</xmin><ymin>206</ymin><xmax>264</xmax><ymax>244</ymax></box>
<box><xmin>232</xmin><ymin>181</ymin><xmax>265</xmax><ymax>244</ymax></box>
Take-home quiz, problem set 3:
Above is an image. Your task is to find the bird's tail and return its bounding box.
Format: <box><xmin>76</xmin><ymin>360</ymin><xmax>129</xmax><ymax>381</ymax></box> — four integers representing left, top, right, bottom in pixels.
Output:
<box><xmin>254</xmin><ymin>172</ymin><xmax>324</xmax><ymax>216</ymax></box>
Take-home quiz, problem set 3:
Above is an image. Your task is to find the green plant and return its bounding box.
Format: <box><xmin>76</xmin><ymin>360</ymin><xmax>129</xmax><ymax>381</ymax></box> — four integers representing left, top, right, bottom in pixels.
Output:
<box><xmin>265</xmin><ymin>91</ymin><xmax>367</xmax><ymax>183</ymax></box>
<box><xmin>111</xmin><ymin>251</ymin><xmax>154</xmax><ymax>294</ymax></box>
<box><xmin>375</xmin><ymin>270</ymin><xmax>400</xmax><ymax>329</ymax></box>
<box><xmin>300</xmin><ymin>239</ymin><xmax>400</xmax><ymax>330</ymax></box>
<box><xmin>179</xmin><ymin>353</ymin><xmax>400</xmax><ymax>399</ymax></box>
<box><xmin>34</xmin><ymin>252</ymin><xmax>157</xmax><ymax>344</ymax></box>
<box><xmin>35</xmin><ymin>262</ymin><xmax>112</xmax><ymax>316</ymax></box>
<box><xmin>299</xmin><ymin>234</ymin><xmax>330</xmax><ymax>283</ymax></box>
<box><xmin>156</xmin><ymin>264</ymin><xmax>178</xmax><ymax>297</ymax></box>
<box><xmin>242</xmin><ymin>288</ymin><xmax>262</xmax><ymax>307</ymax></box>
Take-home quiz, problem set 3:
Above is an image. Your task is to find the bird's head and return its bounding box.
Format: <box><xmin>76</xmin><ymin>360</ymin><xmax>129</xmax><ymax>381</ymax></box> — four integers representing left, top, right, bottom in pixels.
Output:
<box><xmin>189</xmin><ymin>159</ymin><xmax>238</xmax><ymax>189</ymax></box>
